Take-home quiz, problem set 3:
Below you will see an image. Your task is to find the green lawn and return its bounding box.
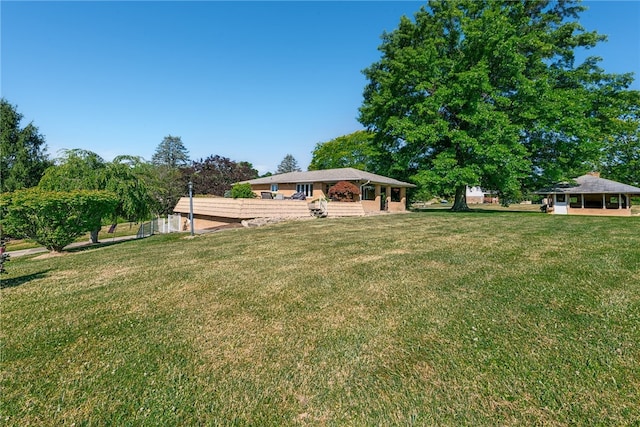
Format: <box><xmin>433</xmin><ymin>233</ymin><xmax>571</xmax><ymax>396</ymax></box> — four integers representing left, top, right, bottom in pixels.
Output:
<box><xmin>2</xmin><ymin>212</ymin><xmax>639</xmax><ymax>425</ymax></box>
<box><xmin>5</xmin><ymin>222</ymin><xmax>142</xmax><ymax>251</ymax></box>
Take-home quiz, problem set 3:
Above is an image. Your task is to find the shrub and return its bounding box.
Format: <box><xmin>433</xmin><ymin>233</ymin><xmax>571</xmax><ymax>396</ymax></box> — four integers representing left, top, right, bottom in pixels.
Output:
<box><xmin>230</xmin><ymin>183</ymin><xmax>256</xmax><ymax>199</ymax></box>
<box><xmin>0</xmin><ymin>189</ymin><xmax>118</xmax><ymax>252</ymax></box>
<box><xmin>328</xmin><ymin>181</ymin><xmax>360</xmax><ymax>202</ymax></box>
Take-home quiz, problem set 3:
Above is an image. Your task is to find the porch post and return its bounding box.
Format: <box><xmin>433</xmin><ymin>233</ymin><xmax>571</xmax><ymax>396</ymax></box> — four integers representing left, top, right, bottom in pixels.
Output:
<box><xmin>386</xmin><ymin>185</ymin><xmax>392</xmax><ymax>210</ymax></box>
<box><xmin>619</xmin><ymin>193</ymin><xmax>622</xmax><ymax>209</ymax></box>
<box><xmin>602</xmin><ymin>194</ymin><xmax>606</xmax><ymax>210</ymax></box>
<box><xmin>581</xmin><ymin>193</ymin><xmax>584</xmax><ymax>208</ymax></box>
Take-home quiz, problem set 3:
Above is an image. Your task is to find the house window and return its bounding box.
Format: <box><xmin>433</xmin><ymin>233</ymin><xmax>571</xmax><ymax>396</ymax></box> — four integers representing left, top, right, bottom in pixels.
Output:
<box><xmin>296</xmin><ymin>183</ymin><xmax>313</xmax><ymax>197</ymax></box>
<box><xmin>270</xmin><ymin>184</ymin><xmax>279</xmax><ymax>192</ymax></box>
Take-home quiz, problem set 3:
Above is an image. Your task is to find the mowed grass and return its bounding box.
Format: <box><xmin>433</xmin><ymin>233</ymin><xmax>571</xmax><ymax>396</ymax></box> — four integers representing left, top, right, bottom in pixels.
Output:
<box><xmin>1</xmin><ymin>211</ymin><xmax>639</xmax><ymax>426</ymax></box>
<box><xmin>5</xmin><ymin>222</ymin><xmax>141</xmax><ymax>252</ymax></box>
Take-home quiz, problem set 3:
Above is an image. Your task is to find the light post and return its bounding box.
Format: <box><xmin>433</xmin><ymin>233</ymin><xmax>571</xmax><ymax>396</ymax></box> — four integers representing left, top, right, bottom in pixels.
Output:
<box><xmin>188</xmin><ymin>180</ymin><xmax>194</xmax><ymax>236</ymax></box>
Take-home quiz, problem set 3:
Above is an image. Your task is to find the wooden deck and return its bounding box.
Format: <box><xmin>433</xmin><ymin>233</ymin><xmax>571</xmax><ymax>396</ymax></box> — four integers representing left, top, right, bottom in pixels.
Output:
<box><xmin>173</xmin><ymin>198</ymin><xmax>367</xmax><ymax>229</ymax></box>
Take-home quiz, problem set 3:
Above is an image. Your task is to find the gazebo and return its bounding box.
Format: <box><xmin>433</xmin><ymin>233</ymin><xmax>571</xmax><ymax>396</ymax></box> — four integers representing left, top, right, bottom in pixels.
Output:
<box><xmin>537</xmin><ymin>173</ymin><xmax>640</xmax><ymax>216</ymax></box>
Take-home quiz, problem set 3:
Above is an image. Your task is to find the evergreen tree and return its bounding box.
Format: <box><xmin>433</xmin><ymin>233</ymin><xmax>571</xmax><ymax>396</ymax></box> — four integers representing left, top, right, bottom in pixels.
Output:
<box><xmin>151</xmin><ymin>135</ymin><xmax>190</xmax><ymax>168</ymax></box>
<box><xmin>276</xmin><ymin>154</ymin><xmax>301</xmax><ymax>174</ymax></box>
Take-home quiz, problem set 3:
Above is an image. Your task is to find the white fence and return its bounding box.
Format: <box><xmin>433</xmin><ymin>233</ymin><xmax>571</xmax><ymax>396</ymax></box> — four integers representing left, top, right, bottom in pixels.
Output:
<box><xmin>136</xmin><ymin>214</ymin><xmax>183</xmax><ymax>238</ymax></box>
<box><xmin>157</xmin><ymin>214</ymin><xmax>183</xmax><ymax>233</ymax></box>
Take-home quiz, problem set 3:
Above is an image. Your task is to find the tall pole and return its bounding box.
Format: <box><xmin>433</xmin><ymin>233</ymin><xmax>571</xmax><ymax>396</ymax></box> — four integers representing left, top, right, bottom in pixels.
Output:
<box><xmin>189</xmin><ymin>180</ymin><xmax>194</xmax><ymax>236</ymax></box>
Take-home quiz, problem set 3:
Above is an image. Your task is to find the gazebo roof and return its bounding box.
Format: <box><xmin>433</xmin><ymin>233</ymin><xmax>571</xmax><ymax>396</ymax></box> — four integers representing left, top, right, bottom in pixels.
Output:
<box><xmin>239</xmin><ymin>168</ymin><xmax>416</xmax><ymax>187</ymax></box>
<box><xmin>537</xmin><ymin>174</ymin><xmax>640</xmax><ymax>194</ymax></box>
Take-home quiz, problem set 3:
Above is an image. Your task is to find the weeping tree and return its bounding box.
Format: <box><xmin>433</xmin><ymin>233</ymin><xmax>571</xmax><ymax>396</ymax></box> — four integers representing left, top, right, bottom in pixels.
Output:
<box><xmin>359</xmin><ymin>0</ymin><xmax>638</xmax><ymax>211</ymax></box>
<box><xmin>38</xmin><ymin>150</ymin><xmax>155</xmax><ymax>242</ymax></box>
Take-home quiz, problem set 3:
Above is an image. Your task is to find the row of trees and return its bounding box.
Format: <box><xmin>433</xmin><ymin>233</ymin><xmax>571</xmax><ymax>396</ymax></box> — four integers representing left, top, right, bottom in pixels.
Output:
<box><xmin>1</xmin><ymin>96</ymin><xmax>308</xmax><ymax>252</ymax></box>
<box><xmin>1</xmin><ymin>99</ymin><xmax>270</xmax><ymax>251</ymax></box>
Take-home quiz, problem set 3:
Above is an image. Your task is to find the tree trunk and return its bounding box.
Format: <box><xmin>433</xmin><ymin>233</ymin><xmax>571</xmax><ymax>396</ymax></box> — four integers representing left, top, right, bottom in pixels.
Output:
<box><xmin>451</xmin><ymin>186</ymin><xmax>470</xmax><ymax>212</ymax></box>
<box><xmin>90</xmin><ymin>228</ymin><xmax>100</xmax><ymax>244</ymax></box>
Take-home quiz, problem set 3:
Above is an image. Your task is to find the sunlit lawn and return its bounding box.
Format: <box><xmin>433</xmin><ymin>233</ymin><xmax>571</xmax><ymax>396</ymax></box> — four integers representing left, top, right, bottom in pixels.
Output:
<box><xmin>5</xmin><ymin>222</ymin><xmax>141</xmax><ymax>251</ymax></box>
<box><xmin>2</xmin><ymin>211</ymin><xmax>639</xmax><ymax>425</ymax></box>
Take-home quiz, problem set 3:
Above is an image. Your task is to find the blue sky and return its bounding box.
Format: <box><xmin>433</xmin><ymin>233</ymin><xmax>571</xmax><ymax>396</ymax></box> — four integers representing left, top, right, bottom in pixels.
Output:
<box><xmin>2</xmin><ymin>1</ymin><xmax>639</xmax><ymax>175</ymax></box>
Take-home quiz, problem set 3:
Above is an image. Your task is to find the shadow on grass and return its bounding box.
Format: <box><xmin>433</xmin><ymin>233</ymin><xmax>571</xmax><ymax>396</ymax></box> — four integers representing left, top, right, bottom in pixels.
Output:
<box><xmin>64</xmin><ymin>237</ymin><xmax>142</xmax><ymax>254</ymax></box>
<box><xmin>1</xmin><ymin>270</ymin><xmax>51</xmax><ymax>289</ymax></box>
<box><xmin>412</xmin><ymin>207</ymin><xmax>543</xmax><ymax>214</ymax></box>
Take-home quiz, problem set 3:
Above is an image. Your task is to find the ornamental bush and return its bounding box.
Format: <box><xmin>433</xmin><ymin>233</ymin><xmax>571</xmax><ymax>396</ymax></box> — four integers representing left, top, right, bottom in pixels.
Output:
<box><xmin>328</xmin><ymin>181</ymin><xmax>360</xmax><ymax>202</ymax></box>
<box><xmin>230</xmin><ymin>183</ymin><xmax>256</xmax><ymax>199</ymax></box>
<box><xmin>0</xmin><ymin>189</ymin><xmax>118</xmax><ymax>252</ymax></box>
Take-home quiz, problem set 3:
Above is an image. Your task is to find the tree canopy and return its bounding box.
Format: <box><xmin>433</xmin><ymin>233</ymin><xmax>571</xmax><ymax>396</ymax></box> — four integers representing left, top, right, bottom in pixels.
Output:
<box><xmin>151</xmin><ymin>135</ymin><xmax>190</xmax><ymax>168</ymax></box>
<box><xmin>600</xmin><ymin>92</ymin><xmax>640</xmax><ymax>187</ymax></box>
<box><xmin>184</xmin><ymin>155</ymin><xmax>258</xmax><ymax>196</ymax></box>
<box><xmin>308</xmin><ymin>131</ymin><xmax>380</xmax><ymax>171</ymax></box>
<box><xmin>38</xmin><ymin>149</ymin><xmax>156</xmax><ymax>241</ymax></box>
<box><xmin>276</xmin><ymin>154</ymin><xmax>301</xmax><ymax>174</ymax></box>
<box><xmin>359</xmin><ymin>0</ymin><xmax>639</xmax><ymax>210</ymax></box>
<box><xmin>1</xmin><ymin>98</ymin><xmax>51</xmax><ymax>193</ymax></box>
<box><xmin>0</xmin><ymin>189</ymin><xmax>118</xmax><ymax>252</ymax></box>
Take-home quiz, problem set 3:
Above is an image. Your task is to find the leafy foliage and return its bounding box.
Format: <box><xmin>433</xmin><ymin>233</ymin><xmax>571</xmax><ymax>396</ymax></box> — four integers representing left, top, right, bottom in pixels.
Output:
<box><xmin>600</xmin><ymin>93</ymin><xmax>640</xmax><ymax>187</ymax></box>
<box><xmin>230</xmin><ymin>183</ymin><xmax>256</xmax><ymax>199</ymax></box>
<box><xmin>151</xmin><ymin>135</ymin><xmax>190</xmax><ymax>168</ymax></box>
<box><xmin>39</xmin><ymin>150</ymin><xmax>155</xmax><ymax>222</ymax></box>
<box><xmin>183</xmin><ymin>155</ymin><xmax>258</xmax><ymax>196</ymax></box>
<box><xmin>328</xmin><ymin>181</ymin><xmax>360</xmax><ymax>202</ymax></box>
<box><xmin>0</xmin><ymin>98</ymin><xmax>51</xmax><ymax>192</ymax></box>
<box><xmin>104</xmin><ymin>156</ymin><xmax>156</xmax><ymax>221</ymax></box>
<box><xmin>149</xmin><ymin>135</ymin><xmax>190</xmax><ymax>215</ymax></box>
<box><xmin>0</xmin><ymin>189</ymin><xmax>118</xmax><ymax>252</ymax></box>
<box><xmin>359</xmin><ymin>0</ymin><xmax>639</xmax><ymax>210</ymax></box>
<box><xmin>276</xmin><ymin>154</ymin><xmax>301</xmax><ymax>174</ymax></box>
<box><xmin>39</xmin><ymin>149</ymin><xmax>106</xmax><ymax>191</ymax></box>
<box><xmin>308</xmin><ymin>131</ymin><xmax>380</xmax><ymax>171</ymax></box>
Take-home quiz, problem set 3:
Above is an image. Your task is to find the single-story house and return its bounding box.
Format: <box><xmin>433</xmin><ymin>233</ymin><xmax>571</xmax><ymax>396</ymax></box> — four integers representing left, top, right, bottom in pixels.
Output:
<box><xmin>239</xmin><ymin>168</ymin><xmax>416</xmax><ymax>213</ymax></box>
<box><xmin>173</xmin><ymin>168</ymin><xmax>416</xmax><ymax>230</ymax></box>
<box><xmin>536</xmin><ymin>172</ymin><xmax>640</xmax><ymax>216</ymax></box>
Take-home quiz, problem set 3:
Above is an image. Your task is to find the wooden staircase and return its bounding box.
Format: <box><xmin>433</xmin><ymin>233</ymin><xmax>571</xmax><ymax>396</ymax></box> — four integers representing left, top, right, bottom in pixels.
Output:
<box><xmin>307</xmin><ymin>200</ymin><xmax>328</xmax><ymax>218</ymax></box>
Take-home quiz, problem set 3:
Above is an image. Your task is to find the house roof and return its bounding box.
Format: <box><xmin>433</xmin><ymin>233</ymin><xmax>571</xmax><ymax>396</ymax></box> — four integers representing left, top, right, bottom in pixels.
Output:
<box><xmin>537</xmin><ymin>174</ymin><xmax>640</xmax><ymax>195</ymax></box>
<box><xmin>240</xmin><ymin>168</ymin><xmax>416</xmax><ymax>187</ymax></box>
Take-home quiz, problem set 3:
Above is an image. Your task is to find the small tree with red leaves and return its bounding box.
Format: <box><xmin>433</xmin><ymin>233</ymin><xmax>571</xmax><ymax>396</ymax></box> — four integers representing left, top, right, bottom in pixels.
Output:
<box><xmin>328</xmin><ymin>181</ymin><xmax>360</xmax><ymax>202</ymax></box>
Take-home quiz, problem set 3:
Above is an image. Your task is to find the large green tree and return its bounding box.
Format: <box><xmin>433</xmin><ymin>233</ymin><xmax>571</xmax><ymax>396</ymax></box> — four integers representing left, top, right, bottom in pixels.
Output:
<box><xmin>1</xmin><ymin>98</ymin><xmax>51</xmax><ymax>192</ymax></box>
<box><xmin>308</xmin><ymin>131</ymin><xmax>380</xmax><ymax>171</ymax></box>
<box><xmin>359</xmin><ymin>0</ymin><xmax>638</xmax><ymax>210</ymax></box>
<box><xmin>600</xmin><ymin>92</ymin><xmax>640</xmax><ymax>187</ymax></box>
